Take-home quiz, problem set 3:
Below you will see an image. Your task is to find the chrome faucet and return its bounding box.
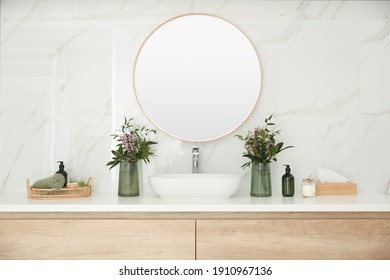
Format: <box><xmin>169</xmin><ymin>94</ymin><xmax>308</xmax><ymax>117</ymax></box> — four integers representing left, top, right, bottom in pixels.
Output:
<box><xmin>192</xmin><ymin>147</ymin><xmax>199</xmax><ymax>173</ymax></box>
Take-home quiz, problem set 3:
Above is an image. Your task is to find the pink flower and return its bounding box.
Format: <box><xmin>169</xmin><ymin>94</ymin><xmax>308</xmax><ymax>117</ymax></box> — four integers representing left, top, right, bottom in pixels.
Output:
<box><xmin>121</xmin><ymin>133</ymin><xmax>138</xmax><ymax>152</ymax></box>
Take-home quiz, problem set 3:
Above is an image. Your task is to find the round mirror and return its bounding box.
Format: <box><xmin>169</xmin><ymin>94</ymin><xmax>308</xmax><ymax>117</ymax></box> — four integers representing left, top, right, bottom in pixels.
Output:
<box><xmin>134</xmin><ymin>14</ymin><xmax>261</xmax><ymax>142</ymax></box>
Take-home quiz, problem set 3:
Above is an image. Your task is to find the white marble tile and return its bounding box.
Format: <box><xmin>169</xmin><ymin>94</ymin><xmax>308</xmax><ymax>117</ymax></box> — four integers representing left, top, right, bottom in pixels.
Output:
<box><xmin>295</xmin><ymin>1</ymin><xmax>349</xmax><ymax>20</ymax></box>
<box><xmin>295</xmin><ymin>1</ymin><xmax>389</xmax><ymax>21</ymax></box>
<box><xmin>361</xmin><ymin>20</ymin><xmax>390</xmax><ymax>115</ymax></box>
<box><xmin>360</xmin><ymin>115</ymin><xmax>390</xmax><ymax>192</ymax></box>
<box><xmin>215</xmin><ymin>0</ymin><xmax>297</xmax><ymax>23</ymax></box>
<box><xmin>1</xmin><ymin>63</ymin><xmax>52</xmax><ymax>78</ymax></box>
<box><xmin>0</xmin><ymin>79</ymin><xmax>52</xmax><ymax>116</ymax></box>
<box><xmin>70</xmin><ymin>116</ymin><xmax>113</xmax><ymax>192</ymax></box>
<box><xmin>70</xmin><ymin>34</ymin><xmax>112</xmax><ymax>116</ymax></box>
<box><xmin>1</xmin><ymin>20</ymin><xmax>76</xmax><ymax>51</ymax></box>
<box><xmin>1</xmin><ymin>0</ymin><xmax>39</xmax><ymax>19</ymax></box>
<box><xmin>242</xmin><ymin>23</ymin><xmax>302</xmax><ymax>49</ymax></box>
<box><xmin>1</xmin><ymin>0</ymin><xmax>390</xmax><ymax>197</ymax></box>
<box><xmin>292</xmin><ymin>21</ymin><xmax>359</xmax><ymax>49</ymax></box>
<box><xmin>267</xmin><ymin>50</ymin><xmax>359</xmax><ymax>115</ymax></box>
<box><xmin>73</xmin><ymin>0</ymin><xmax>173</xmax><ymax>21</ymax></box>
<box><xmin>0</xmin><ymin>115</ymin><xmax>52</xmax><ymax>192</ymax></box>
<box><xmin>359</xmin><ymin>1</ymin><xmax>390</xmax><ymax>19</ymax></box>
<box><xmin>263</xmin><ymin>21</ymin><xmax>359</xmax><ymax>115</ymax></box>
<box><xmin>0</xmin><ymin>50</ymin><xmax>52</xmax><ymax>64</ymax></box>
<box><xmin>1</xmin><ymin>0</ymin><xmax>73</xmax><ymax>20</ymax></box>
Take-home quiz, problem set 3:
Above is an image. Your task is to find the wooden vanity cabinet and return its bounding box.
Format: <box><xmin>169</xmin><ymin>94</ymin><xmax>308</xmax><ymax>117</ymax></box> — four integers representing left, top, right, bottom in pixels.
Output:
<box><xmin>0</xmin><ymin>214</ymin><xmax>195</xmax><ymax>260</ymax></box>
<box><xmin>197</xmin><ymin>218</ymin><xmax>390</xmax><ymax>259</ymax></box>
<box><xmin>0</xmin><ymin>212</ymin><xmax>389</xmax><ymax>260</ymax></box>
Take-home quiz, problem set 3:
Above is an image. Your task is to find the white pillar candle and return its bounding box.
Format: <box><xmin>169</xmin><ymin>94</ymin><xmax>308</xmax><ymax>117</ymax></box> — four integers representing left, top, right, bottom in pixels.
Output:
<box><xmin>302</xmin><ymin>178</ymin><xmax>316</xmax><ymax>197</ymax></box>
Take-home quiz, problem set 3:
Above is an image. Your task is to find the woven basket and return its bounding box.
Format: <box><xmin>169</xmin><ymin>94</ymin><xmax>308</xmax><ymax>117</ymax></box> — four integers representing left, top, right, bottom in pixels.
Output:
<box><xmin>27</xmin><ymin>177</ymin><xmax>93</xmax><ymax>200</ymax></box>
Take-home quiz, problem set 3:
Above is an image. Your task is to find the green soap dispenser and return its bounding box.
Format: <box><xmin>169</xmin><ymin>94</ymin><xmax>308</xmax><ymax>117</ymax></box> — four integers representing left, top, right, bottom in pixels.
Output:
<box><xmin>282</xmin><ymin>164</ymin><xmax>294</xmax><ymax>197</ymax></box>
<box><xmin>56</xmin><ymin>161</ymin><xmax>68</xmax><ymax>187</ymax></box>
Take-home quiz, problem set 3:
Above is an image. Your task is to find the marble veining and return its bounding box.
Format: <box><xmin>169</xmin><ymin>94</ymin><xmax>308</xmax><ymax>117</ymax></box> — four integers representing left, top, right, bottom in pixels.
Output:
<box><xmin>1</xmin><ymin>0</ymin><xmax>390</xmax><ymax>195</ymax></box>
<box><xmin>362</xmin><ymin>21</ymin><xmax>390</xmax><ymax>44</ymax></box>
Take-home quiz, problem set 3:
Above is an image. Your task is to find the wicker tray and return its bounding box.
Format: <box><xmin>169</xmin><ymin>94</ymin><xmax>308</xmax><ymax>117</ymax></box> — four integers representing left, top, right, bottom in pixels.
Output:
<box><xmin>26</xmin><ymin>177</ymin><xmax>93</xmax><ymax>200</ymax></box>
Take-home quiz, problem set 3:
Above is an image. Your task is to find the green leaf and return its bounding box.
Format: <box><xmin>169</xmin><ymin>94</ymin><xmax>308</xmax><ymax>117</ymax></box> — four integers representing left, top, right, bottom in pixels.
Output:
<box><xmin>107</xmin><ymin>161</ymin><xmax>120</xmax><ymax>170</ymax></box>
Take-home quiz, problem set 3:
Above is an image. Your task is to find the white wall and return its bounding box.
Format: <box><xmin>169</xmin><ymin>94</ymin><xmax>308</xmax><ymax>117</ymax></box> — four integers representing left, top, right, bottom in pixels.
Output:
<box><xmin>1</xmin><ymin>0</ymin><xmax>389</xmax><ymax>194</ymax></box>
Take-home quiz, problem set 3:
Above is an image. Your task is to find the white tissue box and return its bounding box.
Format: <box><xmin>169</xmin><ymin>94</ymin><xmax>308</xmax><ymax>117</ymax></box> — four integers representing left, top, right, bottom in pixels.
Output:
<box><xmin>315</xmin><ymin>182</ymin><xmax>357</xmax><ymax>195</ymax></box>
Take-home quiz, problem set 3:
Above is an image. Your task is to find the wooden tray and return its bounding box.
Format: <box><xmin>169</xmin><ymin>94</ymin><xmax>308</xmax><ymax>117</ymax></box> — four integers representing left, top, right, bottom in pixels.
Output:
<box><xmin>27</xmin><ymin>177</ymin><xmax>93</xmax><ymax>200</ymax></box>
<box><xmin>315</xmin><ymin>182</ymin><xmax>357</xmax><ymax>195</ymax></box>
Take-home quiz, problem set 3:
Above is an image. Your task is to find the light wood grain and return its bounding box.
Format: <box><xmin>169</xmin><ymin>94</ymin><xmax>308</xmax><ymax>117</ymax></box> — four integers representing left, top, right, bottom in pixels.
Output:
<box><xmin>2</xmin><ymin>212</ymin><xmax>390</xmax><ymax>260</ymax></box>
<box><xmin>197</xmin><ymin>219</ymin><xmax>390</xmax><ymax>260</ymax></box>
<box><xmin>0</xmin><ymin>219</ymin><xmax>195</xmax><ymax>260</ymax></box>
<box><xmin>315</xmin><ymin>182</ymin><xmax>357</xmax><ymax>195</ymax></box>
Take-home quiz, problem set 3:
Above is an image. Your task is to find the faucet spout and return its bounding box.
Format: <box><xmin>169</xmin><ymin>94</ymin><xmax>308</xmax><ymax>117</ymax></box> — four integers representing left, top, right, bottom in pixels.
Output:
<box><xmin>192</xmin><ymin>147</ymin><xmax>199</xmax><ymax>173</ymax></box>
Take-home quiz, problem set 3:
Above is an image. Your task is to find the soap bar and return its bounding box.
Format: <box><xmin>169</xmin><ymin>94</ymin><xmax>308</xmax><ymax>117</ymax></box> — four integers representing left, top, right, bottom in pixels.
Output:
<box><xmin>315</xmin><ymin>182</ymin><xmax>357</xmax><ymax>195</ymax></box>
<box><xmin>67</xmin><ymin>182</ymin><xmax>79</xmax><ymax>188</ymax></box>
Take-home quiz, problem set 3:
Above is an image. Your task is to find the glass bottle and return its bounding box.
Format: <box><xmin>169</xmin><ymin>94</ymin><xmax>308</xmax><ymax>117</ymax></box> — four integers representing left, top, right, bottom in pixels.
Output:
<box><xmin>282</xmin><ymin>164</ymin><xmax>295</xmax><ymax>197</ymax></box>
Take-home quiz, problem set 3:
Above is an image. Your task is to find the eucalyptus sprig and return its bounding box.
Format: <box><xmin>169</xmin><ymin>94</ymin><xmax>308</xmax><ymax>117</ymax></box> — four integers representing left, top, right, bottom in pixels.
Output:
<box><xmin>235</xmin><ymin>115</ymin><xmax>293</xmax><ymax>168</ymax></box>
<box><xmin>106</xmin><ymin>117</ymin><xmax>157</xmax><ymax>169</ymax></box>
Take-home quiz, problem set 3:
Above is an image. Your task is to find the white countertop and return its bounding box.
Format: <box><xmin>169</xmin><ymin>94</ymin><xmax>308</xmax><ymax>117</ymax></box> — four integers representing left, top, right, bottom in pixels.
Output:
<box><xmin>0</xmin><ymin>191</ymin><xmax>389</xmax><ymax>212</ymax></box>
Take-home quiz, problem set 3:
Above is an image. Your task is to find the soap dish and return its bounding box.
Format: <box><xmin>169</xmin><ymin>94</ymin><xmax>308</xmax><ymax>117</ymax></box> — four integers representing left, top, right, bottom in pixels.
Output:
<box><xmin>26</xmin><ymin>177</ymin><xmax>93</xmax><ymax>200</ymax></box>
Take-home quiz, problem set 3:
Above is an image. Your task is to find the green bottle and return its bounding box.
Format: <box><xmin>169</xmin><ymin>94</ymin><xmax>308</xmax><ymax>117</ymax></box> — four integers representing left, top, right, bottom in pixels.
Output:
<box><xmin>56</xmin><ymin>161</ymin><xmax>68</xmax><ymax>188</ymax></box>
<box><xmin>282</xmin><ymin>164</ymin><xmax>294</xmax><ymax>197</ymax></box>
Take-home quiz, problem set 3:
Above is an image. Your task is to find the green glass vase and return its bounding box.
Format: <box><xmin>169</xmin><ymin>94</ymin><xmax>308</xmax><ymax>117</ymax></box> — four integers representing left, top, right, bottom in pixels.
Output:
<box><xmin>118</xmin><ymin>161</ymin><xmax>139</xmax><ymax>197</ymax></box>
<box><xmin>251</xmin><ymin>162</ymin><xmax>272</xmax><ymax>197</ymax></box>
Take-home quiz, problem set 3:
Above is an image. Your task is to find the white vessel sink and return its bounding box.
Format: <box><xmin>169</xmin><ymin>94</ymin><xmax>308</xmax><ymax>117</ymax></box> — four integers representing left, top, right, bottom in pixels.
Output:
<box><xmin>149</xmin><ymin>173</ymin><xmax>242</xmax><ymax>199</ymax></box>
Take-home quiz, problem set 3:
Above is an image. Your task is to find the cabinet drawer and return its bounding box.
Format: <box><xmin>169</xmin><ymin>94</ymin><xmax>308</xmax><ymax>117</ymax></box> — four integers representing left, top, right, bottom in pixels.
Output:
<box><xmin>197</xmin><ymin>219</ymin><xmax>390</xmax><ymax>260</ymax></box>
<box><xmin>0</xmin><ymin>219</ymin><xmax>195</xmax><ymax>260</ymax></box>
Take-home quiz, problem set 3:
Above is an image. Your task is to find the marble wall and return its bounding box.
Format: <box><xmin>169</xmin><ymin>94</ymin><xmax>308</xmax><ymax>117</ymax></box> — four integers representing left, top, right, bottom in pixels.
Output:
<box><xmin>1</xmin><ymin>0</ymin><xmax>389</xmax><ymax>194</ymax></box>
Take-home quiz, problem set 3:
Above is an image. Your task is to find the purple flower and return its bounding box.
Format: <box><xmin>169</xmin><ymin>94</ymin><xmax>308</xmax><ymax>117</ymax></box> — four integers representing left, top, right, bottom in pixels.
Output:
<box><xmin>246</xmin><ymin>146</ymin><xmax>255</xmax><ymax>156</ymax></box>
<box><xmin>121</xmin><ymin>133</ymin><xmax>138</xmax><ymax>152</ymax></box>
<box><xmin>235</xmin><ymin>115</ymin><xmax>293</xmax><ymax>168</ymax></box>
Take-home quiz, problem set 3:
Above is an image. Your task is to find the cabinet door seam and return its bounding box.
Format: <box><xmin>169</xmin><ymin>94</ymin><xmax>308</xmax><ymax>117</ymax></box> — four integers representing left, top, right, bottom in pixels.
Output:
<box><xmin>195</xmin><ymin>220</ymin><xmax>197</xmax><ymax>260</ymax></box>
